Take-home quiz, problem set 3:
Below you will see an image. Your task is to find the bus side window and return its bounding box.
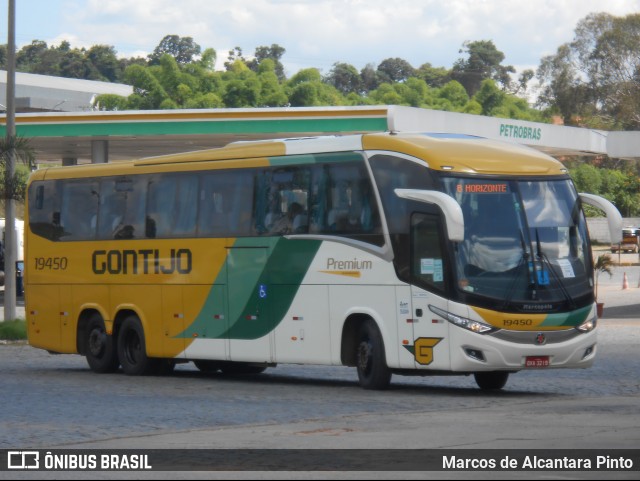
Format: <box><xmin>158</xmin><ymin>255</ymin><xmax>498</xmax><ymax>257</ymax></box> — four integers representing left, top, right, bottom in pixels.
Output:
<box><xmin>253</xmin><ymin>165</ymin><xmax>310</xmax><ymax>236</ymax></box>
<box><xmin>309</xmin><ymin>165</ymin><xmax>329</xmax><ymax>233</ymax></box>
<box><xmin>146</xmin><ymin>174</ymin><xmax>197</xmax><ymax>238</ymax></box>
<box><xmin>225</xmin><ymin>170</ymin><xmax>253</xmax><ymax>236</ymax></box>
<box><xmin>97</xmin><ymin>177</ymin><xmax>146</xmax><ymax>240</ymax></box>
<box><xmin>59</xmin><ymin>181</ymin><xmax>99</xmax><ymax>241</ymax></box>
<box><xmin>146</xmin><ymin>176</ymin><xmax>175</xmax><ymax>238</ymax></box>
<box><xmin>323</xmin><ymin>161</ymin><xmax>382</xmax><ymax>244</ymax></box>
<box><xmin>198</xmin><ymin>172</ymin><xmax>230</xmax><ymax>237</ymax></box>
<box><xmin>28</xmin><ymin>181</ymin><xmax>62</xmax><ymax>241</ymax></box>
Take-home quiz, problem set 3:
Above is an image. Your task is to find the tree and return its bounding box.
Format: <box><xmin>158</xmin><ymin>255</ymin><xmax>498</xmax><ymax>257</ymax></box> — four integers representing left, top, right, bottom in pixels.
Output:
<box><xmin>123</xmin><ymin>64</ymin><xmax>169</xmax><ymax>109</ymax></box>
<box><xmin>256</xmin><ymin>60</ymin><xmax>288</xmax><ymax>107</ymax></box>
<box><xmin>15</xmin><ymin>40</ymin><xmax>48</xmax><ymax>71</ymax></box>
<box><xmin>536</xmin><ymin>44</ymin><xmax>590</xmax><ymax>125</ymax></box>
<box><xmin>416</xmin><ymin>63</ymin><xmax>451</xmax><ymax>88</ymax></box>
<box><xmin>514</xmin><ymin>69</ymin><xmax>535</xmax><ymax>96</ymax></box>
<box><xmin>324</xmin><ymin>62</ymin><xmax>362</xmax><ymax>95</ymax></box>
<box><xmin>86</xmin><ymin>45</ymin><xmax>121</xmax><ymax>82</ymax></box>
<box><xmin>148</xmin><ymin>35</ymin><xmax>202</xmax><ymax>65</ymax></box>
<box><xmin>438</xmin><ymin>80</ymin><xmax>469</xmax><ymax>109</ymax></box>
<box><xmin>474</xmin><ymin>79</ymin><xmax>506</xmax><ymax>115</ymax></box>
<box><xmin>452</xmin><ymin>40</ymin><xmax>514</xmax><ymax>96</ymax></box>
<box><xmin>0</xmin><ymin>137</ymin><xmax>34</xmax><ymax>202</ymax></box>
<box><xmin>0</xmin><ymin>137</ymin><xmax>35</xmax><ymax>292</ymax></box>
<box><xmin>94</xmin><ymin>93</ymin><xmax>128</xmax><ymax>111</ymax></box>
<box><xmin>288</xmin><ymin>68</ymin><xmax>322</xmax><ymax>86</ymax></box>
<box><xmin>537</xmin><ymin>12</ymin><xmax>640</xmax><ymax>129</ymax></box>
<box><xmin>224</xmin><ymin>47</ymin><xmax>246</xmax><ymax>71</ymax></box>
<box><xmin>288</xmin><ymin>82</ymin><xmax>319</xmax><ymax>106</ymax></box>
<box><xmin>585</xmin><ymin>14</ymin><xmax>640</xmax><ymax>129</ymax></box>
<box><xmin>368</xmin><ymin>83</ymin><xmax>404</xmax><ymax>105</ymax></box>
<box><xmin>377</xmin><ymin>58</ymin><xmax>415</xmax><ymax>83</ymax></box>
<box><xmin>222</xmin><ymin>62</ymin><xmax>261</xmax><ymax>107</ymax></box>
<box><xmin>360</xmin><ymin>63</ymin><xmax>381</xmax><ymax>91</ymax></box>
<box><xmin>247</xmin><ymin>44</ymin><xmax>286</xmax><ymax>81</ymax></box>
<box><xmin>198</xmin><ymin>48</ymin><xmax>217</xmax><ymax>71</ymax></box>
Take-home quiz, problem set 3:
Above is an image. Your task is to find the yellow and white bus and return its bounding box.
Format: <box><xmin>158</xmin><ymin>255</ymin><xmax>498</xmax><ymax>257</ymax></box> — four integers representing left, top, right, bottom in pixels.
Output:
<box><xmin>25</xmin><ymin>132</ymin><xmax>622</xmax><ymax>390</ymax></box>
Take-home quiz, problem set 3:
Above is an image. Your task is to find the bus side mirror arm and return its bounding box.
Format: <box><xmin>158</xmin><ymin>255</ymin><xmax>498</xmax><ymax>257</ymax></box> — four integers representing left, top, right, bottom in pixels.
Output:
<box><xmin>394</xmin><ymin>189</ymin><xmax>464</xmax><ymax>242</ymax></box>
<box><xmin>579</xmin><ymin>193</ymin><xmax>623</xmax><ymax>244</ymax></box>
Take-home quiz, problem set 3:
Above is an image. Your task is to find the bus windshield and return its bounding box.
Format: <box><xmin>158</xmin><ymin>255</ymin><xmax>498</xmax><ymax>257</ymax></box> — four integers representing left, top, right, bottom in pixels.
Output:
<box><xmin>442</xmin><ymin>177</ymin><xmax>592</xmax><ymax>310</ymax></box>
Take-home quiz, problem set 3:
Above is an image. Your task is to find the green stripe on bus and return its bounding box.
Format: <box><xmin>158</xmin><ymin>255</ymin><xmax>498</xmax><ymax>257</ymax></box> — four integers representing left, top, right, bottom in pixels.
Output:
<box><xmin>541</xmin><ymin>305</ymin><xmax>592</xmax><ymax>327</ymax></box>
<box><xmin>269</xmin><ymin>152</ymin><xmax>364</xmax><ymax>166</ymax></box>
<box><xmin>178</xmin><ymin>237</ymin><xmax>322</xmax><ymax>340</ymax></box>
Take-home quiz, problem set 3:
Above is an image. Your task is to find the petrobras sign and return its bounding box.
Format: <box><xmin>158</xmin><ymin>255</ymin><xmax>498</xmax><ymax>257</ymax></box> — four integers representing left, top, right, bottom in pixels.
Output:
<box><xmin>499</xmin><ymin>122</ymin><xmax>542</xmax><ymax>141</ymax></box>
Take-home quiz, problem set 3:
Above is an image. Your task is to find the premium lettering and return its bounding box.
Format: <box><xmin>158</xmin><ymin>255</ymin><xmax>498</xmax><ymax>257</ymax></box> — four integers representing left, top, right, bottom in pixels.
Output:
<box><xmin>326</xmin><ymin>257</ymin><xmax>373</xmax><ymax>270</ymax></box>
<box><xmin>92</xmin><ymin>249</ymin><xmax>192</xmax><ymax>275</ymax></box>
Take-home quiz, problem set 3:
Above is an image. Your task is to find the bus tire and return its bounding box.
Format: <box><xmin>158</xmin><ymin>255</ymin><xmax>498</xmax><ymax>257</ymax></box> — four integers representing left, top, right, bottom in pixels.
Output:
<box><xmin>117</xmin><ymin>316</ymin><xmax>156</xmax><ymax>376</ymax></box>
<box><xmin>85</xmin><ymin>313</ymin><xmax>119</xmax><ymax>373</ymax></box>
<box><xmin>356</xmin><ymin>320</ymin><xmax>391</xmax><ymax>390</ymax></box>
<box><xmin>474</xmin><ymin>371</ymin><xmax>509</xmax><ymax>390</ymax></box>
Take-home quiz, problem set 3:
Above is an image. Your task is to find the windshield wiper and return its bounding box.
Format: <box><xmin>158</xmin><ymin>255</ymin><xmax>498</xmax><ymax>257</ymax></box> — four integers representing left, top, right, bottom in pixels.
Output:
<box><xmin>535</xmin><ymin>229</ymin><xmax>576</xmax><ymax>309</ymax></box>
<box><xmin>501</xmin><ymin>230</ymin><xmax>535</xmax><ymax>309</ymax></box>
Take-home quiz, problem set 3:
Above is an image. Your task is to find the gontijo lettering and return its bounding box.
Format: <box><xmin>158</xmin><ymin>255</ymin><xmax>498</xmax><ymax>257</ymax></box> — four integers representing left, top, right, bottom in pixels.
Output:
<box><xmin>92</xmin><ymin>248</ymin><xmax>192</xmax><ymax>275</ymax></box>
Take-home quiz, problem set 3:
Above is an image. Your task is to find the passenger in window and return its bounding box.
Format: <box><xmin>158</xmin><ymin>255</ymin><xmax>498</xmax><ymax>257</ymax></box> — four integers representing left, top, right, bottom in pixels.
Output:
<box><xmin>291</xmin><ymin>202</ymin><xmax>308</xmax><ymax>233</ymax></box>
<box><xmin>264</xmin><ymin>197</ymin><xmax>281</xmax><ymax>232</ymax></box>
<box><xmin>270</xmin><ymin>202</ymin><xmax>305</xmax><ymax>235</ymax></box>
<box><xmin>114</xmin><ymin>224</ymin><xmax>135</xmax><ymax>239</ymax></box>
<box><xmin>145</xmin><ymin>216</ymin><xmax>157</xmax><ymax>238</ymax></box>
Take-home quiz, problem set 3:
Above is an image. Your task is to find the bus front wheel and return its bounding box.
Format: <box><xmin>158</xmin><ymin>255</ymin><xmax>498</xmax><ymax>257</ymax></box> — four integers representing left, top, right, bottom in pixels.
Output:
<box><xmin>474</xmin><ymin>371</ymin><xmax>509</xmax><ymax>390</ymax></box>
<box><xmin>117</xmin><ymin>316</ymin><xmax>156</xmax><ymax>376</ymax></box>
<box><xmin>356</xmin><ymin>320</ymin><xmax>392</xmax><ymax>390</ymax></box>
<box><xmin>85</xmin><ymin>314</ymin><xmax>119</xmax><ymax>373</ymax></box>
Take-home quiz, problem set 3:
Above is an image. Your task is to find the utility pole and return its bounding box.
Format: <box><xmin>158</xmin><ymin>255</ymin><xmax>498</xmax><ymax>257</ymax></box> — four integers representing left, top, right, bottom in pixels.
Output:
<box><xmin>4</xmin><ymin>0</ymin><xmax>16</xmax><ymax>321</ymax></box>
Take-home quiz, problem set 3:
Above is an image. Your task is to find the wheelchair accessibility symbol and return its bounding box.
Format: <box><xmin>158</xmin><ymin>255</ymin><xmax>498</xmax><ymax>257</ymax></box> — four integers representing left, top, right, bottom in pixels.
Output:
<box><xmin>259</xmin><ymin>284</ymin><xmax>267</xmax><ymax>298</ymax></box>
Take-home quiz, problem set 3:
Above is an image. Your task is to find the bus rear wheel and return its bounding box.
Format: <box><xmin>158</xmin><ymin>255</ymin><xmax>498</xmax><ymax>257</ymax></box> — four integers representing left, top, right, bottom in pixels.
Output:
<box><xmin>85</xmin><ymin>314</ymin><xmax>119</xmax><ymax>373</ymax></box>
<box><xmin>474</xmin><ymin>371</ymin><xmax>509</xmax><ymax>390</ymax></box>
<box><xmin>117</xmin><ymin>316</ymin><xmax>157</xmax><ymax>376</ymax></box>
<box><xmin>356</xmin><ymin>320</ymin><xmax>391</xmax><ymax>390</ymax></box>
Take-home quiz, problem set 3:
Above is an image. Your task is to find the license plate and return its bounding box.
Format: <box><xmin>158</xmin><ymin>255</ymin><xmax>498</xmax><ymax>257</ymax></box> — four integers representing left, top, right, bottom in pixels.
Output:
<box><xmin>525</xmin><ymin>356</ymin><xmax>550</xmax><ymax>368</ymax></box>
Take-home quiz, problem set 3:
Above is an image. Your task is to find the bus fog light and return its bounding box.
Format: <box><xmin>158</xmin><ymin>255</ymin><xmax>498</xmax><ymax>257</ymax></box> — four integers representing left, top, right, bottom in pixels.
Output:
<box><xmin>465</xmin><ymin>348</ymin><xmax>485</xmax><ymax>362</ymax></box>
<box><xmin>582</xmin><ymin>345</ymin><xmax>595</xmax><ymax>359</ymax></box>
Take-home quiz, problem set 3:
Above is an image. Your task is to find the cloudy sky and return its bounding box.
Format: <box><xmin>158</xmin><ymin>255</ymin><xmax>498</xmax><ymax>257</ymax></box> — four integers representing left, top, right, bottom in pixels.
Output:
<box><xmin>1</xmin><ymin>0</ymin><xmax>638</xmax><ymax>77</ymax></box>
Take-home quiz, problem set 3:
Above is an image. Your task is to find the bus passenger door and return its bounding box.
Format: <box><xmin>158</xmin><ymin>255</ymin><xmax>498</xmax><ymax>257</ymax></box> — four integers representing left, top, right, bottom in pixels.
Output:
<box><xmin>408</xmin><ymin>213</ymin><xmax>451</xmax><ymax>371</ymax></box>
<box><xmin>226</xmin><ymin>246</ymin><xmax>273</xmax><ymax>362</ymax></box>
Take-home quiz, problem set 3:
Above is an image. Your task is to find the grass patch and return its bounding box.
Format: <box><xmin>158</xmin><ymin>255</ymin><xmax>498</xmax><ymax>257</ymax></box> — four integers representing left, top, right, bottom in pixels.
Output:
<box><xmin>0</xmin><ymin>319</ymin><xmax>27</xmax><ymax>340</ymax></box>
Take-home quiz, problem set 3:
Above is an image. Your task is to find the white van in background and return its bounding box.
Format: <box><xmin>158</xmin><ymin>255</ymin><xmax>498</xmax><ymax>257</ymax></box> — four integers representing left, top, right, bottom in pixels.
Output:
<box><xmin>0</xmin><ymin>218</ymin><xmax>25</xmax><ymax>286</ymax></box>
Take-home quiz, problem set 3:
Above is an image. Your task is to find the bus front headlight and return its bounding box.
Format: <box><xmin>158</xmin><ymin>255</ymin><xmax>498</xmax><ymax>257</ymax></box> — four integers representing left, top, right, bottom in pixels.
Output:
<box><xmin>428</xmin><ymin>305</ymin><xmax>497</xmax><ymax>334</ymax></box>
<box><xmin>576</xmin><ymin>313</ymin><xmax>597</xmax><ymax>332</ymax></box>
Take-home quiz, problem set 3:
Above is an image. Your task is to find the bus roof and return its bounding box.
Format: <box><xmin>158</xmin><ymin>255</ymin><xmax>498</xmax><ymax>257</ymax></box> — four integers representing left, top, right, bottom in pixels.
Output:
<box><xmin>31</xmin><ymin>131</ymin><xmax>567</xmax><ymax>180</ymax></box>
